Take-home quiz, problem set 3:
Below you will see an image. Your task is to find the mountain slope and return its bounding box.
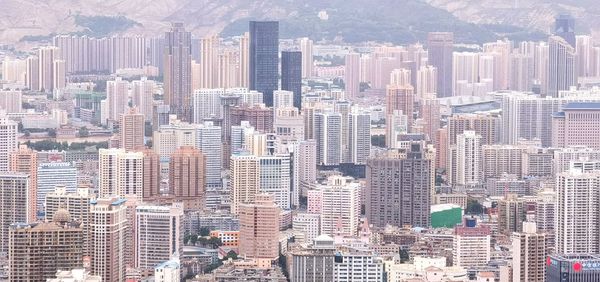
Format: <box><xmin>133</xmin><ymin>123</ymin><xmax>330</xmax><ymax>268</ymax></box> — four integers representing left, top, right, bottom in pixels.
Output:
<box><xmin>1</xmin><ymin>0</ymin><xmax>590</xmax><ymax>45</ymax></box>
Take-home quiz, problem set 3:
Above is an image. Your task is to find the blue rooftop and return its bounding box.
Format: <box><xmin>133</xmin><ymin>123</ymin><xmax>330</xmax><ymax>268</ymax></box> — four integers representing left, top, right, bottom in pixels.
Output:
<box><xmin>563</xmin><ymin>102</ymin><xmax>600</xmax><ymax>110</ymax></box>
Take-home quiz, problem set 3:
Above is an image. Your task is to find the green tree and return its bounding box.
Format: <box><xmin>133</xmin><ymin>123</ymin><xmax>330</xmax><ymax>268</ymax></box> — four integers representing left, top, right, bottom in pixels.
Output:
<box><xmin>371</xmin><ymin>134</ymin><xmax>385</xmax><ymax>147</ymax></box>
<box><xmin>199</xmin><ymin>227</ymin><xmax>211</xmax><ymax>237</ymax></box>
<box><xmin>466</xmin><ymin>199</ymin><xmax>484</xmax><ymax>215</ymax></box>
<box><xmin>78</xmin><ymin>126</ymin><xmax>90</xmax><ymax>137</ymax></box>
<box><xmin>47</xmin><ymin>129</ymin><xmax>57</xmax><ymax>138</ymax></box>
<box><xmin>223</xmin><ymin>250</ymin><xmax>238</xmax><ymax>260</ymax></box>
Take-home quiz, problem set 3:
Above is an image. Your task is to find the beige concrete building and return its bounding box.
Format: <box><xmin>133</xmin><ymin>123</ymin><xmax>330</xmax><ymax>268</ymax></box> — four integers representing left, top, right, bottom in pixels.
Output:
<box><xmin>511</xmin><ymin>222</ymin><xmax>546</xmax><ymax>282</ymax></box>
<box><xmin>169</xmin><ymin>146</ymin><xmax>206</xmax><ymax>210</ymax></box>
<box><xmin>0</xmin><ymin>173</ymin><xmax>30</xmax><ymax>253</ymax></box>
<box><xmin>239</xmin><ymin>193</ymin><xmax>280</xmax><ymax>261</ymax></box>
<box><xmin>9</xmin><ymin>145</ymin><xmax>37</xmax><ymax>221</ymax></box>
<box><xmin>120</xmin><ymin>107</ymin><xmax>145</xmax><ymax>151</ymax></box>
<box><xmin>552</xmin><ymin>103</ymin><xmax>600</xmax><ymax>149</ymax></box>
<box><xmin>90</xmin><ymin>197</ymin><xmax>127</xmax><ymax>282</ymax></box>
<box><xmin>8</xmin><ymin>216</ymin><xmax>83</xmax><ymax>281</ymax></box>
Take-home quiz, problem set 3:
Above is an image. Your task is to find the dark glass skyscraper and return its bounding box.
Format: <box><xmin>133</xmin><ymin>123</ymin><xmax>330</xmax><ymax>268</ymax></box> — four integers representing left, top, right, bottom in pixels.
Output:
<box><xmin>555</xmin><ymin>14</ymin><xmax>576</xmax><ymax>48</ymax></box>
<box><xmin>281</xmin><ymin>51</ymin><xmax>302</xmax><ymax>109</ymax></box>
<box><xmin>164</xmin><ymin>23</ymin><xmax>192</xmax><ymax>121</ymax></box>
<box><xmin>249</xmin><ymin>21</ymin><xmax>279</xmax><ymax>107</ymax></box>
<box><xmin>427</xmin><ymin>32</ymin><xmax>453</xmax><ymax>98</ymax></box>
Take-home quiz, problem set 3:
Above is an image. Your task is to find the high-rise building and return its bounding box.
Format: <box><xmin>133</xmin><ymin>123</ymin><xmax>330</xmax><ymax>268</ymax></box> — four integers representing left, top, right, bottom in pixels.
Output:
<box><xmin>348</xmin><ymin>111</ymin><xmax>371</xmax><ymax>165</ymax></box>
<box><xmin>45</xmin><ymin>186</ymin><xmax>94</xmax><ymax>257</ymax></box>
<box><xmin>230</xmin><ymin>104</ymin><xmax>274</xmax><ymax>134</ymax></box>
<box><xmin>195</xmin><ymin>121</ymin><xmax>223</xmax><ymax>189</ymax></box>
<box><xmin>9</xmin><ymin>145</ymin><xmax>37</xmax><ymax>221</ymax></box>
<box><xmin>554</xmin><ymin>14</ymin><xmax>576</xmax><ymax>48</ymax></box>
<box><xmin>497</xmin><ymin>194</ymin><xmax>527</xmax><ymax>235</ymax></box>
<box><xmin>38</xmin><ymin>46</ymin><xmax>60</xmax><ymax>92</ymax></box>
<box><xmin>8</xmin><ymin>216</ymin><xmax>83</xmax><ymax>281</ymax></box>
<box><xmin>98</xmin><ymin>149</ymin><xmax>144</xmax><ymax>199</ymax></box>
<box><xmin>314</xmin><ymin>112</ymin><xmax>342</xmax><ymax>166</ymax></box>
<box><xmin>416</xmin><ymin>65</ymin><xmax>437</xmax><ymax>99</ymax></box>
<box><xmin>258</xmin><ymin>154</ymin><xmax>291</xmax><ymax>210</ymax></box>
<box><xmin>0</xmin><ymin>90</ymin><xmax>23</xmax><ymax>113</ymax></box>
<box><xmin>135</xmin><ymin>204</ymin><xmax>183</xmax><ymax>269</ymax></box>
<box><xmin>451</xmin><ymin>131</ymin><xmax>482</xmax><ymax>186</ymax></box>
<box><xmin>164</xmin><ymin>23</ymin><xmax>192</xmax><ymax>121</ymax></box>
<box><xmin>309</xmin><ymin>175</ymin><xmax>361</xmax><ymax>237</ymax></box>
<box><xmin>548</xmin><ymin>35</ymin><xmax>576</xmax><ymax>97</ymax></box>
<box><xmin>281</xmin><ymin>51</ymin><xmax>302</xmax><ymax>109</ymax></box>
<box><xmin>0</xmin><ymin>173</ymin><xmax>30</xmax><ymax>253</ymax></box>
<box><xmin>198</xmin><ymin>35</ymin><xmax>218</xmax><ymax>89</ymax></box>
<box><xmin>547</xmin><ymin>254</ymin><xmax>600</xmax><ymax>281</ymax></box>
<box><xmin>102</xmin><ymin>77</ymin><xmax>129</xmax><ymax>125</ymax></box>
<box><xmin>239</xmin><ymin>193</ymin><xmax>280</xmax><ymax>260</ymax></box>
<box><xmin>37</xmin><ymin>162</ymin><xmax>78</xmax><ymax>212</ymax></box>
<box><xmin>366</xmin><ymin>144</ymin><xmax>434</xmax><ymax>228</ymax></box>
<box><xmin>141</xmin><ymin>149</ymin><xmax>161</xmax><ymax>200</ymax></box>
<box><xmin>239</xmin><ymin>32</ymin><xmax>250</xmax><ymax>88</ymax></box>
<box><xmin>552</xmin><ymin>103</ymin><xmax>600</xmax><ymax>148</ymax></box>
<box><xmin>292</xmin><ymin>140</ymin><xmax>317</xmax><ymax>207</ymax></box>
<box><xmin>556</xmin><ymin>168</ymin><xmax>600</xmax><ymax>254</ymax></box>
<box><xmin>249</xmin><ymin>21</ymin><xmax>279</xmax><ymax>107</ymax></box>
<box><xmin>25</xmin><ymin>56</ymin><xmax>39</xmax><ymax>91</ymax></box>
<box><xmin>192</xmin><ymin>88</ymin><xmax>224</xmax><ymax>123</ymax></box>
<box><xmin>447</xmin><ymin>113</ymin><xmax>499</xmax><ymax>145</ymax></box>
<box><xmin>512</xmin><ymin>222</ymin><xmax>546</xmax><ymax>282</ymax></box>
<box><xmin>120</xmin><ymin>107</ymin><xmax>145</xmax><ymax>151</ymax></box>
<box><xmin>334</xmin><ymin>247</ymin><xmax>384</xmax><ymax>282</ymax></box>
<box><xmin>230</xmin><ymin>153</ymin><xmax>259</xmax><ymax>215</ymax></box>
<box><xmin>427</xmin><ymin>32</ymin><xmax>453</xmax><ymax>97</ymax></box>
<box><xmin>131</xmin><ymin>77</ymin><xmax>155</xmax><ymax>122</ymax></box>
<box><xmin>0</xmin><ymin>117</ymin><xmax>18</xmax><ymax>172</ymax></box>
<box><xmin>386</xmin><ymin>85</ymin><xmax>415</xmax><ymax>130</ymax></box>
<box><xmin>344</xmin><ymin>53</ymin><xmax>361</xmax><ymax>99</ymax></box>
<box><xmin>292</xmin><ymin>213</ymin><xmax>321</xmax><ymax>244</ymax></box>
<box><xmin>300</xmin><ymin>37</ymin><xmax>313</xmax><ymax>79</ymax></box>
<box><xmin>453</xmin><ymin>217</ymin><xmax>491</xmax><ymax>269</ymax></box>
<box><xmin>288</xmin><ymin>235</ymin><xmax>335</xmax><ymax>282</ymax></box>
<box><xmin>169</xmin><ymin>146</ymin><xmax>206</xmax><ymax>210</ymax></box>
<box><xmin>90</xmin><ymin>197</ymin><xmax>127</xmax><ymax>282</ymax></box>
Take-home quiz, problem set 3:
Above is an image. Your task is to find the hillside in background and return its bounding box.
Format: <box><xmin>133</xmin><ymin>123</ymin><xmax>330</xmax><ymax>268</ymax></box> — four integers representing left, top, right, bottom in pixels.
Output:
<box><xmin>0</xmin><ymin>0</ymin><xmax>595</xmax><ymax>46</ymax></box>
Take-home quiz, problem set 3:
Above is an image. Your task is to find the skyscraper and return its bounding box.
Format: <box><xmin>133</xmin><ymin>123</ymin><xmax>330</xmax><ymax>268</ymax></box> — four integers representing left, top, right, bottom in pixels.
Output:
<box><xmin>239</xmin><ymin>193</ymin><xmax>280</xmax><ymax>261</ymax></box>
<box><xmin>98</xmin><ymin>149</ymin><xmax>144</xmax><ymax>199</ymax></box>
<box><xmin>314</xmin><ymin>112</ymin><xmax>342</xmax><ymax>166</ymax></box>
<box><xmin>556</xmin><ymin>168</ymin><xmax>600</xmax><ymax>254</ymax></box>
<box><xmin>37</xmin><ymin>162</ymin><xmax>78</xmax><ymax>212</ymax></box>
<box><xmin>230</xmin><ymin>153</ymin><xmax>259</xmax><ymax>215</ymax></box>
<box><xmin>0</xmin><ymin>116</ymin><xmax>18</xmax><ymax>172</ymax></box>
<box><xmin>344</xmin><ymin>53</ymin><xmax>360</xmax><ymax>99</ymax></box>
<box><xmin>141</xmin><ymin>149</ymin><xmax>161</xmax><ymax>200</ymax></box>
<box><xmin>102</xmin><ymin>77</ymin><xmax>129</xmax><ymax>125</ymax></box>
<box><xmin>45</xmin><ymin>186</ymin><xmax>94</xmax><ymax>257</ymax></box>
<box><xmin>239</xmin><ymin>32</ymin><xmax>250</xmax><ymax>88</ymax></box>
<box><xmin>366</xmin><ymin>144</ymin><xmax>434</xmax><ymax>228</ymax></box>
<box><xmin>249</xmin><ymin>21</ymin><xmax>279</xmax><ymax>107</ymax></box>
<box><xmin>164</xmin><ymin>23</ymin><xmax>192</xmax><ymax>121</ymax></box>
<box><xmin>90</xmin><ymin>197</ymin><xmax>127</xmax><ymax>282</ymax></box>
<box><xmin>548</xmin><ymin>35</ymin><xmax>576</xmax><ymax>97</ymax></box>
<box><xmin>135</xmin><ymin>204</ymin><xmax>183</xmax><ymax>269</ymax></box>
<box><xmin>511</xmin><ymin>222</ymin><xmax>546</xmax><ymax>282</ymax></box>
<box><xmin>453</xmin><ymin>217</ymin><xmax>491</xmax><ymax>269</ymax></box>
<box><xmin>451</xmin><ymin>130</ymin><xmax>482</xmax><ymax>186</ymax></box>
<box><xmin>555</xmin><ymin>14</ymin><xmax>576</xmax><ymax>48</ymax></box>
<box><xmin>310</xmin><ymin>175</ymin><xmax>361</xmax><ymax>237</ymax></box>
<box><xmin>120</xmin><ymin>107</ymin><xmax>145</xmax><ymax>151</ymax></box>
<box><xmin>552</xmin><ymin>103</ymin><xmax>600</xmax><ymax>148</ymax></box>
<box><xmin>169</xmin><ymin>146</ymin><xmax>206</xmax><ymax>210</ymax></box>
<box><xmin>427</xmin><ymin>32</ymin><xmax>453</xmax><ymax>97</ymax></box>
<box><xmin>386</xmin><ymin>85</ymin><xmax>415</xmax><ymax>130</ymax></box>
<box><xmin>300</xmin><ymin>37</ymin><xmax>313</xmax><ymax>78</ymax></box>
<box><xmin>131</xmin><ymin>77</ymin><xmax>155</xmax><ymax>122</ymax></box>
<box><xmin>9</xmin><ymin>217</ymin><xmax>83</xmax><ymax>281</ymax></box>
<box><xmin>0</xmin><ymin>173</ymin><xmax>30</xmax><ymax>253</ymax></box>
<box><xmin>195</xmin><ymin>121</ymin><xmax>222</xmax><ymax>189</ymax></box>
<box><xmin>9</xmin><ymin>145</ymin><xmax>37</xmax><ymax>221</ymax></box>
<box><xmin>348</xmin><ymin>111</ymin><xmax>371</xmax><ymax>165</ymax></box>
<box><xmin>281</xmin><ymin>51</ymin><xmax>302</xmax><ymax>109</ymax></box>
